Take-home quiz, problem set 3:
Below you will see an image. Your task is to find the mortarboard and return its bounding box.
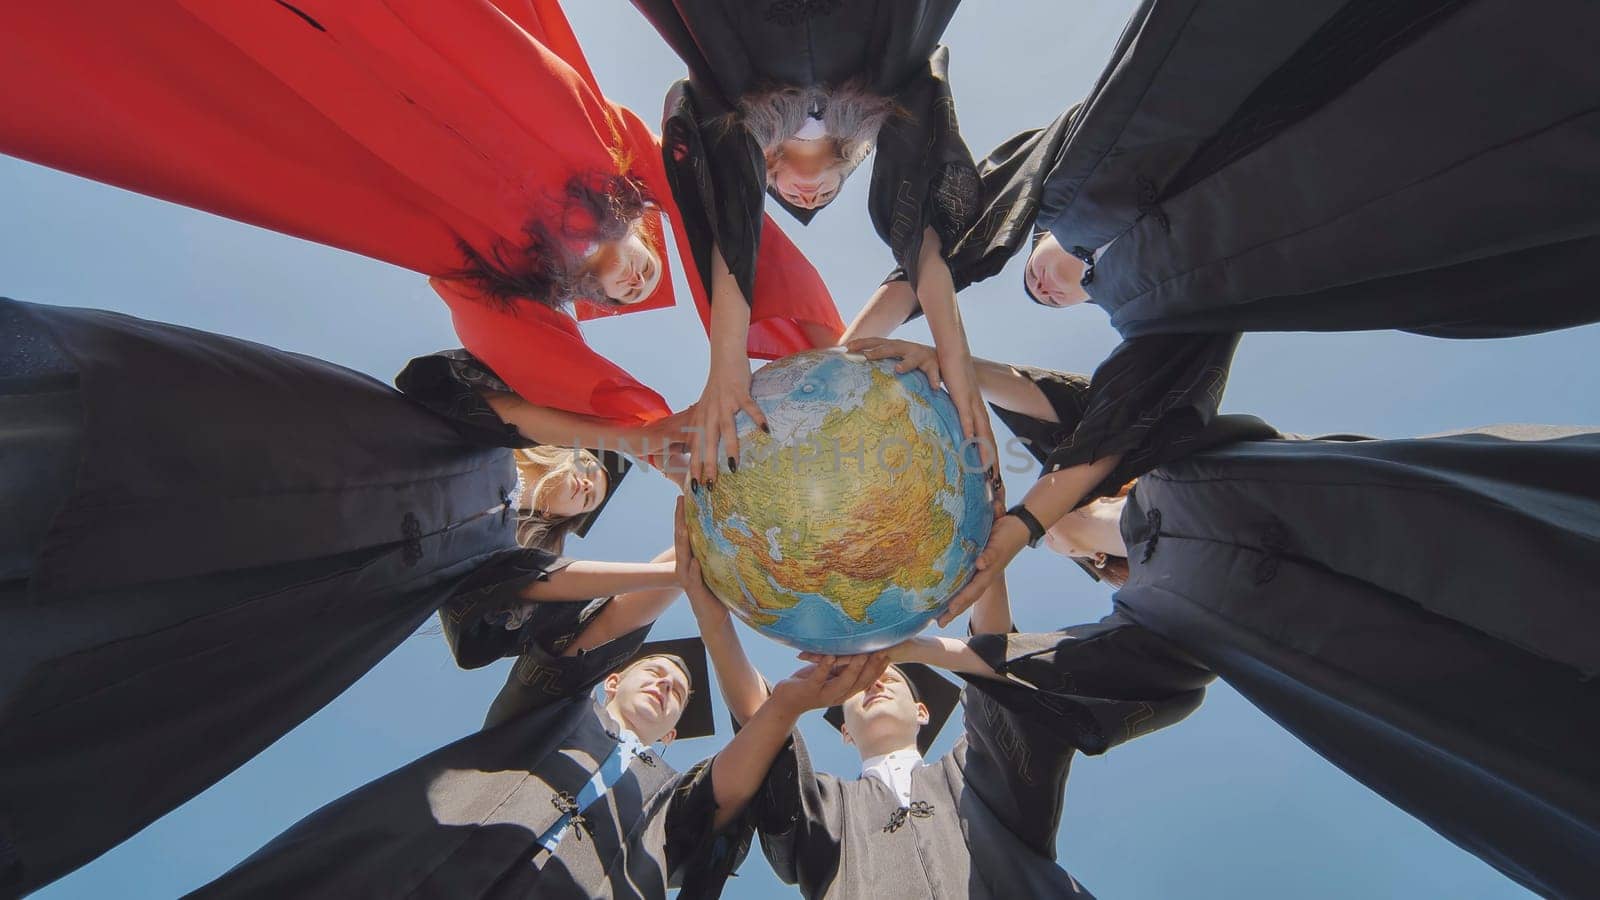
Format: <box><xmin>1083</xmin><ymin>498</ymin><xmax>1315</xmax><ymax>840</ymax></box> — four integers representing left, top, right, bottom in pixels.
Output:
<box><xmin>612</xmin><ymin>635</ymin><xmax>715</xmax><ymax>741</ymax></box>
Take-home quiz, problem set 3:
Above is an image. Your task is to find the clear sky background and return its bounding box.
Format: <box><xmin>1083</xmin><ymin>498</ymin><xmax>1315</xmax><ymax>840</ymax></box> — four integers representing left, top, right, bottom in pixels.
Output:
<box><xmin>5</xmin><ymin>2</ymin><xmax>1596</xmax><ymax>897</ymax></box>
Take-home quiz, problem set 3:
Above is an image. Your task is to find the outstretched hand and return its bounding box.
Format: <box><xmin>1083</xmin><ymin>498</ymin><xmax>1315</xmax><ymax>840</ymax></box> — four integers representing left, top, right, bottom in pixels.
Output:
<box><xmin>690</xmin><ymin>364</ymin><xmax>767</xmax><ymax>489</ymax></box>
<box><xmin>674</xmin><ymin>496</ymin><xmax>731</xmax><ymax>628</ymax></box>
<box><xmin>937</xmin><ymin>515</ymin><xmax>1029</xmax><ymax>628</ymax></box>
<box><xmin>769</xmin><ymin>652</ymin><xmax>891</xmax><ymax>716</ymax></box>
<box><xmin>846</xmin><ymin>337</ymin><xmax>943</xmax><ymax>389</ymax></box>
<box><xmin>639</xmin><ymin>405</ymin><xmax>696</xmax><ymax>476</ymax></box>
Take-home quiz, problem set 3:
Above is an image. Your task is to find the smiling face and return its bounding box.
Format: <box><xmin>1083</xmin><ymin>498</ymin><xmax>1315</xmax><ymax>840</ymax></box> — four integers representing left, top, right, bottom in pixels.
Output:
<box><xmin>839</xmin><ymin>665</ymin><xmax>928</xmax><ymax>759</ymax></box>
<box><xmin>530</xmin><ymin>453</ymin><xmax>608</xmax><ymax>521</ymax></box>
<box><xmin>604</xmin><ymin>656</ymin><xmax>690</xmax><ymax>745</ymax></box>
<box><xmin>770</xmin><ymin>137</ymin><xmax>848</xmax><ymax>209</ymax></box>
<box><xmin>1024</xmin><ymin>233</ymin><xmax>1091</xmax><ymax>308</ymax></box>
<box><xmin>590</xmin><ymin>227</ymin><xmax>662</xmax><ymax>306</ymax></box>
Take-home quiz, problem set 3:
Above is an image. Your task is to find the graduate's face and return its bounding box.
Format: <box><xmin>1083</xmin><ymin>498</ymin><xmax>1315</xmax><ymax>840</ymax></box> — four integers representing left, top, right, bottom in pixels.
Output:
<box><xmin>840</xmin><ymin>666</ymin><xmax>928</xmax><ymax>756</ymax></box>
<box><xmin>1024</xmin><ymin>234</ymin><xmax>1090</xmax><ymax>308</ymax></box>
<box><xmin>592</xmin><ymin>229</ymin><xmax>662</xmax><ymax>305</ymax></box>
<box><xmin>605</xmin><ymin>656</ymin><xmax>689</xmax><ymax>744</ymax></box>
<box><xmin>536</xmin><ymin>460</ymin><xmax>607</xmax><ymax>521</ymax></box>
<box><xmin>771</xmin><ymin>138</ymin><xmax>846</xmax><ymax>209</ymax></box>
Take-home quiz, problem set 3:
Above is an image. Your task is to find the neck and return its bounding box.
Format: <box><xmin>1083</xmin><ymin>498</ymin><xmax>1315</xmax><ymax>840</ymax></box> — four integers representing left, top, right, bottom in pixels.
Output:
<box><xmin>1079</xmin><ymin>496</ymin><xmax>1130</xmax><ymax>557</ymax></box>
<box><xmin>857</xmin><ymin>737</ymin><xmax>920</xmax><ymax>762</ymax></box>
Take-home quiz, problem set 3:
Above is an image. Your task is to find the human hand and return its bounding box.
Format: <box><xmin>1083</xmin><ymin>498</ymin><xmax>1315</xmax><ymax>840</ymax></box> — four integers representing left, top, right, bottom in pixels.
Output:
<box><xmin>846</xmin><ymin>337</ymin><xmax>942</xmax><ymax>389</ymax></box>
<box><xmin>640</xmin><ymin>405</ymin><xmax>697</xmax><ymax>474</ymax></box>
<box><xmin>690</xmin><ymin>363</ymin><xmax>767</xmax><ymax>489</ymax></box>
<box><xmin>936</xmin><ymin>515</ymin><xmax>1029</xmax><ymax>628</ymax></box>
<box><xmin>673</xmin><ymin>496</ymin><xmax>730</xmax><ymax>627</ymax></box>
<box><xmin>768</xmin><ymin>652</ymin><xmax>891</xmax><ymax>716</ymax></box>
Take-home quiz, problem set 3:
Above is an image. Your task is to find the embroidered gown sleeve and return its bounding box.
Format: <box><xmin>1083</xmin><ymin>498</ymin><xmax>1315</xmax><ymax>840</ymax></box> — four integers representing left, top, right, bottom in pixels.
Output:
<box><xmin>991</xmin><ymin>336</ymin><xmax>1244</xmax><ymax>505</ymax></box>
<box><xmin>865</xmin><ymin>47</ymin><xmax>980</xmax><ymax>291</ymax></box>
<box><xmin>754</xmin><ymin>729</ymin><xmax>848</xmax><ymax>891</ymax></box>
<box><xmin>959</xmin><ymin>615</ymin><xmax>1212</xmax><ymax>853</ymax></box>
<box><xmin>888</xmin><ymin>106</ymin><xmax>1080</xmax><ymax>312</ymax></box>
<box><xmin>437</xmin><ymin>549</ymin><xmax>580</xmax><ymax>670</ymax></box>
<box><xmin>661</xmin><ymin>756</ymin><xmax>756</xmax><ymax>896</ymax></box>
<box><xmin>483</xmin><ymin>623</ymin><xmax>654</xmax><ymax>729</ymax></box>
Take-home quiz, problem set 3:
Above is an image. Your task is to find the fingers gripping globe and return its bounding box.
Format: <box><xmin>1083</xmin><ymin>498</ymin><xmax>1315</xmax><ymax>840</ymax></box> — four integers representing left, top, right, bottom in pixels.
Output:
<box><xmin>685</xmin><ymin>348</ymin><xmax>995</xmax><ymax>654</ymax></box>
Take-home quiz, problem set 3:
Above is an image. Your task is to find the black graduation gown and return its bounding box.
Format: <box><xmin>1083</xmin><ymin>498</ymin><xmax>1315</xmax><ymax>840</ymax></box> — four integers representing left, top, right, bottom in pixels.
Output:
<box><xmin>0</xmin><ymin>299</ymin><xmax>536</xmax><ymax>896</ymax></box>
<box><xmin>187</xmin><ymin>622</ymin><xmax>750</xmax><ymax>899</ymax></box>
<box><xmin>975</xmin><ymin>425</ymin><xmax>1600</xmax><ymax>898</ymax></box>
<box><xmin>989</xmin><ymin>351</ymin><xmax>1250</xmax><ymax>506</ymax></box>
<box><xmin>874</xmin><ymin>110</ymin><xmax>1244</xmax><ymax>503</ymax></box>
<box><xmin>640</xmin><ymin>0</ymin><xmax>978</xmax><ymax>300</ymax></box>
<box><xmin>754</xmin><ymin>663</ymin><xmax>1212</xmax><ymax>899</ymax></box>
<box><xmin>1040</xmin><ymin>0</ymin><xmax>1600</xmax><ymax>340</ymax></box>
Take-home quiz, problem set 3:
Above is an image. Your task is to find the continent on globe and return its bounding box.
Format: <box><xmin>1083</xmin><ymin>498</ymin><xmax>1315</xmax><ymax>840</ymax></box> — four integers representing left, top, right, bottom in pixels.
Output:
<box><xmin>685</xmin><ymin>349</ymin><xmax>994</xmax><ymax>654</ymax></box>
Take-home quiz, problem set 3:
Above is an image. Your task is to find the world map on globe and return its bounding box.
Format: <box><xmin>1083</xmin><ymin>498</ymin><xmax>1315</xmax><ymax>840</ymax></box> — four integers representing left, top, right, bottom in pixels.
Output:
<box><xmin>685</xmin><ymin>348</ymin><xmax>994</xmax><ymax>654</ymax></box>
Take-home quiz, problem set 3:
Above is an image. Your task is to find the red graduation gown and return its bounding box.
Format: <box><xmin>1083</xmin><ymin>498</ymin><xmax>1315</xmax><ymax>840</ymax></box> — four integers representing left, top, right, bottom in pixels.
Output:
<box><xmin>0</xmin><ymin>0</ymin><xmax>843</xmax><ymax>423</ymax></box>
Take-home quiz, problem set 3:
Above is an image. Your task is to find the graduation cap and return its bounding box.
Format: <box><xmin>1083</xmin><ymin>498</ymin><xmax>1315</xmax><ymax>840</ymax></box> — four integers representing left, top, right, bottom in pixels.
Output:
<box><xmin>822</xmin><ymin>663</ymin><xmax>961</xmax><ymax>756</ymax></box>
<box><xmin>571</xmin><ymin>449</ymin><xmax>630</xmax><ymax>538</ymax></box>
<box><xmin>611</xmin><ymin>636</ymin><xmax>715</xmax><ymax>741</ymax></box>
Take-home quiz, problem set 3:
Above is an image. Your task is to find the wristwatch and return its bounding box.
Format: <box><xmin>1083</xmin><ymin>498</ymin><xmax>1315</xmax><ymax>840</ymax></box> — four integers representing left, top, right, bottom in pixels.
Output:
<box><xmin>1005</xmin><ymin>503</ymin><xmax>1047</xmax><ymax>549</ymax></box>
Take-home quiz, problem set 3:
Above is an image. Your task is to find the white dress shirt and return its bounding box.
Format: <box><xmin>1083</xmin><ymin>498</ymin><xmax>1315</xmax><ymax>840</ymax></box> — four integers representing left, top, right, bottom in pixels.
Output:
<box><xmin>859</xmin><ymin>747</ymin><xmax>925</xmax><ymax>808</ymax></box>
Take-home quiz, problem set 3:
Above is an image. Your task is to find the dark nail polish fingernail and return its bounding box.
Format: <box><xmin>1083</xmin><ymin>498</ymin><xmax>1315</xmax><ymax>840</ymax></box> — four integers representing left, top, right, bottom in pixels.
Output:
<box><xmin>691</xmin><ymin>479</ymin><xmax>700</xmax><ymax>492</ymax></box>
<box><xmin>728</xmin><ymin>456</ymin><xmax>739</xmax><ymax>473</ymax></box>
<box><xmin>707</xmin><ymin>480</ymin><xmax>715</xmax><ymax>492</ymax></box>
<box><xmin>760</xmin><ymin>423</ymin><xmax>771</xmax><ymax>434</ymax></box>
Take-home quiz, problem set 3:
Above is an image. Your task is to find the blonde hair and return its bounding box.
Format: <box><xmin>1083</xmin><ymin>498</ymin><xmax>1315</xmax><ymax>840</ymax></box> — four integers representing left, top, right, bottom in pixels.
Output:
<box><xmin>512</xmin><ymin>446</ymin><xmax>605</xmax><ymax>551</ymax></box>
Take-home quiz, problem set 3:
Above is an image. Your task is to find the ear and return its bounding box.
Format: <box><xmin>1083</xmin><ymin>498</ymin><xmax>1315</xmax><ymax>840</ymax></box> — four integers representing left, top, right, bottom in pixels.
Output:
<box><xmin>602</xmin><ymin>672</ymin><xmax>622</xmax><ymax>701</ymax></box>
<box><xmin>914</xmin><ymin>702</ymin><xmax>930</xmax><ymax>726</ymax></box>
<box><xmin>660</xmin><ymin>728</ymin><xmax>677</xmax><ymax>747</ymax></box>
<box><xmin>839</xmin><ymin>723</ymin><xmax>855</xmax><ymax>747</ymax></box>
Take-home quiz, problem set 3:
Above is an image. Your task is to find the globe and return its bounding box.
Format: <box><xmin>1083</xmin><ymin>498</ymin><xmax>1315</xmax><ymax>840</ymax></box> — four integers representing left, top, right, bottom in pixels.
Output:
<box><xmin>685</xmin><ymin>348</ymin><xmax>995</xmax><ymax>654</ymax></box>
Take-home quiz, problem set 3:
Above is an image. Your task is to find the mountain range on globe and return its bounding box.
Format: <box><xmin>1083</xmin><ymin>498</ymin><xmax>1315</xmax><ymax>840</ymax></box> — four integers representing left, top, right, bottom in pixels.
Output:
<box><xmin>686</xmin><ymin>349</ymin><xmax>994</xmax><ymax>654</ymax></box>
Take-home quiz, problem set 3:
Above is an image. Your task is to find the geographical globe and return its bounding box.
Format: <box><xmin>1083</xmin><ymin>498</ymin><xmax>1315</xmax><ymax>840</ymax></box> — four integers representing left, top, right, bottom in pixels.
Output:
<box><xmin>685</xmin><ymin>348</ymin><xmax>994</xmax><ymax>654</ymax></box>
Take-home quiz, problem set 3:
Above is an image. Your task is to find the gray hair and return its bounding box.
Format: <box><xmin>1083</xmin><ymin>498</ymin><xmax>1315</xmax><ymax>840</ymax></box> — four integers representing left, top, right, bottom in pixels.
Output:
<box><xmin>735</xmin><ymin>80</ymin><xmax>898</xmax><ymax>180</ymax></box>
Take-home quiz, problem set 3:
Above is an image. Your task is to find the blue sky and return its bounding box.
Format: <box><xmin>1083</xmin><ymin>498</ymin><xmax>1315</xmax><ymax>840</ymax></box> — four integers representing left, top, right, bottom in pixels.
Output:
<box><xmin>5</xmin><ymin>2</ymin><xmax>1595</xmax><ymax>897</ymax></box>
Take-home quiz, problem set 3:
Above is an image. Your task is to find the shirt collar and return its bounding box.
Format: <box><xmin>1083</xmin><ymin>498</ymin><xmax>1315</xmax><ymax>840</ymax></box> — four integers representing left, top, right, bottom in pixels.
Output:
<box><xmin>859</xmin><ymin>747</ymin><xmax>924</xmax><ymax>774</ymax></box>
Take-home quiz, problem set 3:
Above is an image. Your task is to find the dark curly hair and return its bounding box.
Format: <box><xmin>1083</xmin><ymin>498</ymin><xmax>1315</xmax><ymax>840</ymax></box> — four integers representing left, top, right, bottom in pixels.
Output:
<box><xmin>451</xmin><ymin>172</ymin><xmax>656</xmax><ymax>311</ymax></box>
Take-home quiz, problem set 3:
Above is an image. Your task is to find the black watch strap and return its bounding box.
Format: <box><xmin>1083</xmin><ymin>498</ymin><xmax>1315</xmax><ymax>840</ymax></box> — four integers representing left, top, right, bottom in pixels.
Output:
<box><xmin>1005</xmin><ymin>503</ymin><xmax>1047</xmax><ymax>549</ymax></box>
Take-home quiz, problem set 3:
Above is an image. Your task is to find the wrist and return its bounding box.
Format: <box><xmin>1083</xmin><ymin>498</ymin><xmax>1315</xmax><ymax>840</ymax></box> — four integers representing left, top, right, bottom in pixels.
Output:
<box><xmin>764</xmin><ymin>688</ymin><xmax>810</xmax><ymax>721</ymax></box>
<box><xmin>889</xmin><ymin>634</ymin><xmax>935</xmax><ymax>665</ymax></box>
<box><xmin>1004</xmin><ymin>503</ymin><xmax>1046</xmax><ymax>549</ymax></box>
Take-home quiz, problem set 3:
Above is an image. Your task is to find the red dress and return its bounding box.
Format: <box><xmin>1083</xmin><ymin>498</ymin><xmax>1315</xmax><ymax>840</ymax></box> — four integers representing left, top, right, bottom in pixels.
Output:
<box><xmin>0</xmin><ymin>0</ymin><xmax>842</xmax><ymax>423</ymax></box>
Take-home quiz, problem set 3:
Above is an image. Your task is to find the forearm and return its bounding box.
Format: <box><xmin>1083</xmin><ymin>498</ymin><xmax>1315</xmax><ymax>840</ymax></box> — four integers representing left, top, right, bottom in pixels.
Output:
<box><xmin>709</xmin><ymin>697</ymin><xmax>802</xmax><ymax>829</ymax></box>
<box><xmin>482</xmin><ymin>391</ymin><xmax>631</xmax><ymax>452</ymax></box>
<box><xmin>709</xmin><ymin>244</ymin><xmax>752</xmax><ymax>372</ymax></box>
<box><xmin>1020</xmin><ymin>454</ymin><xmax>1124</xmax><ymax>529</ymax></box>
<box><xmin>697</xmin><ymin>613</ymin><xmax>769</xmax><ymax>725</ymax></box>
<box><xmin>559</xmin><ymin>549</ymin><xmax>680</xmax><ymax>654</ymax></box>
<box><xmin>913</xmin><ymin>230</ymin><xmax>967</xmax><ymax>358</ymax></box>
<box><xmin>523</xmin><ymin>560</ymin><xmax>676</xmax><ymax>602</ymax></box>
<box><xmin>893</xmin><ymin>635</ymin><xmax>1001</xmax><ymax>679</ymax></box>
<box><xmin>839</xmin><ymin>279</ymin><xmax>919</xmax><ymax>343</ymax></box>
<box><xmin>973</xmin><ymin>358</ymin><xmax>1057</xmax><ymax>422</ymax></box>
<box><xmin>967</xmin><ymin>574</ymin><xmax>1013</xmax><ymax>636</ymax></box>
